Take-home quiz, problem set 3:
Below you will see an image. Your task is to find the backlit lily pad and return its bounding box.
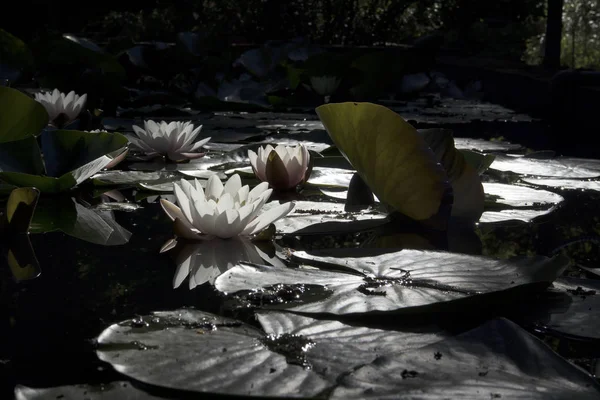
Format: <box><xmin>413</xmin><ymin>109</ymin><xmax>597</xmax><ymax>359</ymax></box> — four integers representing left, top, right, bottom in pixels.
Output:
<box><xmin>316</xmin><ymin>102</ymin><xmax>447</xmax><ymax>221</ymax></box>
<box><xmin>490</xmin><ymin>155</ymin><xmax>600</xmax><ymax>178</ymax></box>
<box><xmin>257</xmin><ymin>311</ymin><xmax>447</xmax><ymax>381</ymax></box>
<box><xmin>479</xmin><ymin>183</ymin><xmax>564</xmax><ymax>224</ymax></box>
<box><xmin>14</xmin><ymin>382</ymin><xmax>163</xmax><ymax>400</ymax></box>
<box><xmin>331</xmin><ymin>318</ymin><xmax>600</xmax><ymax>399</ymax></box>
<box><xmin>516</xmin><ymin>277</ymin><xmax>600</xmax><ymax>341</ymax></box>
<box><xmin>215</xmin><ymin>248</ymin><xmax>568</xmax><ymax>316</ymax></box>
<box><xmin>96</xmin><ymin>309</ymin><xmax>329</xmax><ymax>397</ymax></box>
<box><xmin>266</xmin><ymin>200</ymin><xmax>388</xmax><ymax>234</ymax></box>
<box><xmin>522</xmin><ymin>178</ymin><xmax>600</xmax><ymax>192</ymax></box>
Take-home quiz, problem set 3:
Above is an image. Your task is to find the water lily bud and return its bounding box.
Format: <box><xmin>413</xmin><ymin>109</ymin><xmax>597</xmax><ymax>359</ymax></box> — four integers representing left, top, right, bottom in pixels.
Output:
<box><xmin>248</xmin><ymin>144</ymin><xmax>312</xmax><ymax>190</ymax></box>
<box><xmin>34</xmin><ymin>88</ymin><xmax>87</xmax><ymax>128</ymax></box>
<box><xmin>310</xmin><ymin>76</ymin><xmax>341</xmax><ymax>96</ymax></box>
<box><xmin>127</xmin><ymin>120</ymin><xmax>211</xmax><ymax>162</ymax></box>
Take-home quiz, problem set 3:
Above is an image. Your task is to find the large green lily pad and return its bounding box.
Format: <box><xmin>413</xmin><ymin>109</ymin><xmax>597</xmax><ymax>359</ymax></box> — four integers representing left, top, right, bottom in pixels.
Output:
<box><xmin>316</xmin><ymin>102</ymin><xmax>448</xmax><ymax>221</ymax></box>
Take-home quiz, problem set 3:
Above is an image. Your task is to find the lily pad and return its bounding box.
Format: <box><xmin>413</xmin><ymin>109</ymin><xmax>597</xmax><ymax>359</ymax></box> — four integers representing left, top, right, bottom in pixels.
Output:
<box><xmin>305</xmin><ymin>167</ymin><xmax>355</xmax><ymax>189</ymax></box>
<box><xmin>419</xmin><ymin>128</ymin><xmax>484</xmax><ymax>221</ymax></box>
<box><xmin>316</xmin><ymin>102</ymin><xmax>448</xmax><ymax>221</ymax></box>
<box><xmin>91</xmin><ymin>171</ymin><xmax>178</xmax><ymax>186</ymax></box>
<box><xmin>490</xmin><ymin>154</ymin><xmax>600</xmax><ymax>178</ymax></box>
<box><xmin>266</xmin><ymin>200</ymin><xmax>388</xmax><ymax>235</ymax></box>
<box><xmin>483</xmin><ymin>183</ymin><xmax>564</xmax><ymax>208</ymax></box>
<box><xmin>215</xmin><ymin>248</ymin><xmax>568</xmax><ymax>316</ymax></box>
<box><xmin>454</xmin><ymin>137</ymin><xmax>523</xmax><ymax>152</ymax></box>
<box><xmin>479</xmin><ymin>183</ymin><xmax>564</xmax><ymax>224</ymax></box>
<box><xmin>96</xmin><ymin>309</ymin><xmax>329</xmax><ymax>397</ymax></box>
<box><xmin>331</xmin><ymin>318</ymin><xmax>600</xmax><ymax>399</ymax></box>
<box><xmin>257</xmin><ymin>312</ymin><xmax>447</xmax><ymax>381</ymax></box>
<box><xmin>14</xmin><ymin>382</ymin><xmax>164</xmax><ymax>400</ymax></box>
<box><xmin>516</xmin><ymin>277</ymin><xmax>600</xmax><ymax>341</ymax></box>
<box><xmin>0</xmin><ymin>130</ymin><xmax>128</xmax><ymax>192</ymax></box>
<box><xmin>522</xmin><ymin>178</ymin><xmax>600</xmax><ymax>192</ymax></box>
<box><xmin>0</xmin><ymin>86</ymin><xmax>49</xmax><ymax>143</ymax></box>
<box><xmin>30</xmin><ymin>197</ymin><xmax>131</xmax><ymax>245</ymax></box>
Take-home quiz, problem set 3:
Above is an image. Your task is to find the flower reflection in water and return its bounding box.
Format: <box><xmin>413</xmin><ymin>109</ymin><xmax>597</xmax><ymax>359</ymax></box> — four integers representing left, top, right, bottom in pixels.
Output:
<box><xmin>171</xmin><ymin>237</ymin><xmax>264</xmax><ymax>289</ymax></box>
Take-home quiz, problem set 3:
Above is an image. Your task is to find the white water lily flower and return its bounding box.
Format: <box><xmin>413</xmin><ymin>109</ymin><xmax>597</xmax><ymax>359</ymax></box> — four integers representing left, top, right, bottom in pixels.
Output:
<box><xmin>34</xmin><ymin>89</ymin><xmax>87</xmax><ymax>127</ymax></box>
<box><xmin>160</xmin><ymin>174</ymin><xmax>295</xmax><ymax>239</ymax></box>
<box><xmin>248</xmin><ymin>144</ymin><xmax>311</xmax><ymax>190</ymax></box>
<box><xmin>127</xmin><ymin>120</ymin><xmax>211</xmax><ymax>161</ymax></box>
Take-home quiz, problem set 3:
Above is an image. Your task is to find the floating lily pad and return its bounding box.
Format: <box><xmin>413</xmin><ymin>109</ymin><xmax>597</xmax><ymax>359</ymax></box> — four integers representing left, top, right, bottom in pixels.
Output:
<box><xmin>215</xmin><ymin>248</ymin><xmax>568</xmax><ymax>316</ymax></box>
<box><xmin>316</xmin><ymin>102</ymin><xmax>448</xmax><ymax>221</ymax></box>
<box><xmin>454</xmin><ymin>137</ymin><xmax>523</xmax><ymax>152</ymax></box>
<box><xmin>480</xmin><ymin>209</ymin><xmax>559</xmax><ymax>224</ymax></box>
<box><xmin>522</xmin><ymin>178</ymin><xmax>600</xmax><ymax>192</ymax></box>
<box><xmin>483</xmin><ymin>183</ymin><xmax>564</xmax><ymax>208</ymax></box>
<box><xmin>305</xmin><ymin>167</ymin><xmax>355</xmax><ymax>188</ymax></box>
<box><xmin>490</xmin><ymin>155</ymin><xmax>600</xmax><ymax>178</ymax></box>
<box><xmin>331</xmin><ymin>318</ymin><xmax>600</xmax><ymax>399</ymax></box>
<box><xmin>479</xmin><ymin>183</ymin><xmax>564</xmax><ymax>224</ymax></box>
<box><xmin>14</xmin><ymin>382</ymin><xmax>163</xmax><ymax>400</ymax></box>
<box><xmin>516</xmin><ymin>277</ymin><xmax>600</xmax><ymax>341</ymax></box>
<box><xmin>257</xmin><ymin>312</ymin><xmax>447</xmax><ymax>381</ymax></box>
<box><xmin>92</xmin><ymin>171</ymin><xmax>178</xmax><ymax>186</ymax></box>
<box><xmin>96</xmin><ymin>309</ymin><xmax>329</xmax><ymax>397</ymax></box>
<box><xmin>266</xmin><ymin>200</ymin><xmax>388</xmax><ymax>235</ymax></box>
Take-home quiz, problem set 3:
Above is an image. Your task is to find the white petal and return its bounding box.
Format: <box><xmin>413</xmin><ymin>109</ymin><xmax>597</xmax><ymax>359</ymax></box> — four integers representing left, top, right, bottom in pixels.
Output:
<box><xmin>160</xmin><ymin>199</ymin><xmax>197</xmax><ymax>234</ymax></box>
<box><xmin>214</xmin><ymin>209</ymin><xmax>242</xmax><ymax>238</ymax></box>
<box><xmin>206</xmin><ymin>175</ymin><xmax>224</xmax><ymax>200</ymax></box>
<box><xmin>223</xmin><ymin>174</ymin><xmax>242</xmax><ymax>196</ymax></box>
<box><xmin>173</xmin><ymin>182</ymin><xmax>195</xmax><ymax>223</ymax></box>
<box><xmin>248</xmin><ymin>181</ymin><xmax>270</xmax><ymax>202</ymax></box>
<box><xmin>243</xmin><ymin>202</ymin><xmax>295</xmax><ymax>235</ymax></box>
<box><xmin>236</xmin><ymin>185</ymin><xmax>250</xmax><ymax>205</ymax></box>
<box><xmin>216</xmin><ymin>192</ymin><xmax>234</xmax><ymax>214</ymax></box>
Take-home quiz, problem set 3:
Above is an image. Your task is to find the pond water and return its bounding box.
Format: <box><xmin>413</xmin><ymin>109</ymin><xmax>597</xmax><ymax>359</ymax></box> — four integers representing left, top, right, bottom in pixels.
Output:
<box><xmin>2</xmin><ymin>99</ymin><xmax>600</xmax><ymax>399</ymax></box>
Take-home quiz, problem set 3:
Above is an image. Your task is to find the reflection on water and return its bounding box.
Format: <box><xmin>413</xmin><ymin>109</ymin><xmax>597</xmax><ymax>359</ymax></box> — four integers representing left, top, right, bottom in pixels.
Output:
<box><xmin>171</xmin><ymin>237</ymin><xmax>265</xmax><ymax>289</ymax></box>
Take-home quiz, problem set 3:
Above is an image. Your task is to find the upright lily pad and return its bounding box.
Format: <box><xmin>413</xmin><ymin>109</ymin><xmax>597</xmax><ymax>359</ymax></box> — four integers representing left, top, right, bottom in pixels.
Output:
<box><xmin>419</xmin><ymin>128</ymin><xmax>484</xmax><ymax>221</ymax></box>
<box><xmin>0</xmin><ymin>130</ymin><xmax>128</xmax><ymax>192</ymax></box>
<box><xmin>215</xmin><ymin>248</ymin><xmax>569</xmax><ymax>316</ymax></box>
<box><xmin>331</xmin><ymin>318</ymin><xmax>600</xmax><ymax>399</ymax></box>
<box><xmin>96</xmin><ymin>309</ymin><xmax>330</xmax><ymax>397</ymax></box>
<box><xmin>316</xmin><ymin>102</ymin><xmax>448</xmax><ymax>221</ymax></box>
<box><xmin>0</xmin><ymin>86</ymin><xmax>49</xmax><ymax>143</ymax></box>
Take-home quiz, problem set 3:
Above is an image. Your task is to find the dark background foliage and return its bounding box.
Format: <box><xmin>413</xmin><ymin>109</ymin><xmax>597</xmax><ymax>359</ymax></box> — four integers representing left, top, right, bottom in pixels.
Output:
<box><xmin>3</xmin><ymin>0</ymin><xmax>546</xmax><ymax>61</ymax></box>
